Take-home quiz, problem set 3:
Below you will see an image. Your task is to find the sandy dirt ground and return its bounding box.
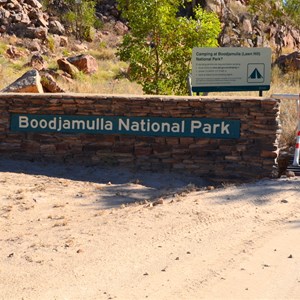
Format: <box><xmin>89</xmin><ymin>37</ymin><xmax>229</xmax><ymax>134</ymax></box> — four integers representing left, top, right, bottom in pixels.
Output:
<box><xmin>0</xmin><ymin>158</ymin><xmax>300</xmax><ymax>300</ymax></box>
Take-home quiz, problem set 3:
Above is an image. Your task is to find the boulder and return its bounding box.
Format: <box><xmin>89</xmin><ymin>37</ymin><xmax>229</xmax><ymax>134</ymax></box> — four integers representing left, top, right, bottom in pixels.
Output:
<box><xmin>6</xmin><ymin>45</ymin><xmax>28</xmax><ymax>59</ymax></box>
<box><xmin>24</xmin><ymin>26</ymin><xmax>48</xmax><ymax>39</ymax></box>
<box><xmin>59</xmin><ymin>36</ymin><xmax>68</xmax><ymax>47</ymax></box>
<box><xmin>242</xmin><ymin>18</ymin><xmax>252</xmax><ymax>34</ymax></box>
<box><xmin>40</xmin><ymin>72</ymin><xmax>65</xmax><ymax>93</ymax></box>
<box><xmin>29</xmin><ymin>11</ymin><xmax>48</xmax><ymax>27</ymax></box>
<box><xmin>26</xmin><ymin>39</ymin><xmax>41</xmax><ymax>52</ymax></box>
<box><xmin>205</xmin><ymin>0</ymin><xmax>226</xmax><ymax>15</ymax></box>
<box><xmin>0</xmin><ymin>7</ymin><xmax>10</xmax><ymax>20</ymax></box>
<box><xmin>30</xmin><ymin>54</ymin><xmax>47</xmax><ymax>71</ymax></box>
<box><xmin>67</xmin><ymin>54</ymin><xmax>98</xmax><ymax>74</ymax></box>
<box><xmin>48</xmin><ymin>20</ymin><xmax>65</xmax><ymax>35</ymax></box>
<box><xmin>19</xmin><ymin>13</ymin><xmax>31</xmax><ymax>25</ymax></box>
<box><xmin>57</xmin><ymin>58</ymin><xmax>80</xmax><ymax>78</ymax></box>
<box><xmin>1</xmin><ymin>69</ymin><xmax>44</xmax><ymax>93</ymax></box>
<box><xmin>7</xmin><ymin>0</ymin><xmax>22</xmax><ymax>10</ymax></box>
<box><xmin>71</xmin><ymin>43</ymin><xmax>88</xmax><ymax>52</ymax></box>
<box><xmin>24</xmin><ymin>0</ymin><xmax>42</xmax><ymax>9</ymax></box>
<box><xmin>114</xmin><ymin>21</ymin><xmax>128</xmax><ymax>35</ymax></box>
<box><xmin>275</xmin><ymin>51</ymin><xmax>300</xmax><ymax>72</ymax></box>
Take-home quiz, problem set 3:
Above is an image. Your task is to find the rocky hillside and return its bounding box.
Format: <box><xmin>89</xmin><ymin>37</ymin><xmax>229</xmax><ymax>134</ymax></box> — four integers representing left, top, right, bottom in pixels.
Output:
<box><xmin>97</xmin><ymin>0</ymin><xmax>300</xmax><ymax>51</ymax></box>
<box><xmin>0</xmin><ymin>0</ymin><xmax>299</xmax><ymax>52</ymax></box>
<box><xmin>0</xmin><ymin>0</ymin><xmax>64</xmax><ymax>38</ymax></box>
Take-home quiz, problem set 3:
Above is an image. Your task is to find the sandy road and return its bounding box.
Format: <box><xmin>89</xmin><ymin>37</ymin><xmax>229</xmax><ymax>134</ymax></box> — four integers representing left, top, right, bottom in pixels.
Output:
<box><xmin>0</xmin><ymin>159</ymin><xmax>300</xmax><ymax>300</ymax></box>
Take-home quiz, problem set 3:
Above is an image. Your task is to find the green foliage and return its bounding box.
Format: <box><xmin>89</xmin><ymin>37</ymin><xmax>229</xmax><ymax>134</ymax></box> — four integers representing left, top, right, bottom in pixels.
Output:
<box><xmin>283</xmin><ymin>0</ymin><xmax>300</xmax><ymax>29</ymax></box>
<box><xmin>249</xmin><ymin>0</ymin><xmax>300</xmax><ymax>56</ymax></box>
<box><xmin>46</xmin><ymin>35</ymin><xmax>56</xmax><ymax>52</ymax></box>
<box><xmin>249</xmin><ymin>0</ymin><xmax>299</xmax><ymax>29</ymax></box>
<box><xmin>88</xmin><ymin>48</ymin><xmax>116</xmax><ymax>60</ymax></box>
<box><xmin>62</xmin><ymin>48</ymin><xmax>71</xmax><ymax>57</ymax></box>
<box><xmin>249</xmin><ymin>0</ymin><xmax>284</xmax><ymax>24</ymax></box>
<box><xmin>41</xmin><ymin>0</ymin><xmax>50</xmax><ymax>10</ymax></box>
<box><xmin>41</xmin><ymin>0</ymin><xmax>99</xmax><ymax>41</ymax></box>
<box><xmin>117</xmin><ymin>1</ymin><xmax>221</xmax><ymax>95</ymax></box>
<box><xmin>63</xmin><ymin>0</ymin><xmax>100</xmax><ymax>41</ymax></box>
<box><xmin>72</xmin><ymin>70</ymin><xmax>86</xmax><ymax>81</ymax></box>
<box><xmin>0</xmin><ymin>42</ymin><xmax>8</xmax><ymax>55</ymax></box>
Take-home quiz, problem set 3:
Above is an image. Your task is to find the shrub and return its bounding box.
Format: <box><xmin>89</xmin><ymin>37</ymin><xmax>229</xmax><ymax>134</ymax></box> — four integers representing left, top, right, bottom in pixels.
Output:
<box><xmin>117</xmin><ymin>1</ymin><xmax>221</xmax><ymax>95</ymax></box>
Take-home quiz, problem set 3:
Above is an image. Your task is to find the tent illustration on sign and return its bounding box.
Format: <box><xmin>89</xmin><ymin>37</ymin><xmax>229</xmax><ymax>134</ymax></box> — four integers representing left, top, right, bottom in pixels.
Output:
<box><xmin>249</xmin><ymin>68</ymin><xmax>263</xmax><ymax>79</ymax></box>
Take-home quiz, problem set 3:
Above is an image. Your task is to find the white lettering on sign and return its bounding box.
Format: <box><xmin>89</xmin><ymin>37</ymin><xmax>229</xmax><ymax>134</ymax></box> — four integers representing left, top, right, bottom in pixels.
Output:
<box><xmin>18</xmin><ymin>116</ymin><xmax>114</xmax><ymax>132</ymax></box>
<box><xmin>191</xmin><ymin>120</ymin><xmax>201</xmax><ymax>133</ymax></box>
<box><xmin>12</xmin><ymin>114</ymin><xmax>240</xmax><ymax>139</ymax></box>
<box><xmin>191</xmin><ymin>120</ymin><xmax>230</xmax><ymax>135</ymax></box>
<box><xmin>119</xmin><ymin>118</ymin><xmax>185</xmax><ymax>134</ymax></box>
<box><xmin>221</xmin><ymin>122</ymin><xmax>230</xmax><ymax>134</ymax></box>
<box><xmin>19</xmin><ymin>116</ymin><xmax>29</xmax><ymax>128</ymax></box>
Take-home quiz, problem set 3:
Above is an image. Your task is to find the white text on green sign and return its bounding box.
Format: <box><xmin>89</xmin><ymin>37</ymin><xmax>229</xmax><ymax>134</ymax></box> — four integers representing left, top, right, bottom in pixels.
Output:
<box><xmin>11</xmin><ymin>114</ymin><xmax>240</xmax><ymax>139</ymax></box>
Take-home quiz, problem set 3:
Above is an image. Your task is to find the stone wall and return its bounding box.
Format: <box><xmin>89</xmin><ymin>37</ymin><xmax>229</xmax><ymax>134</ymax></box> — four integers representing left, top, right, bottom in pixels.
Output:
<box><xmin>0</xmin><ymin>93</ymin><xmax>280</xmax><ymax>181</ymax></box>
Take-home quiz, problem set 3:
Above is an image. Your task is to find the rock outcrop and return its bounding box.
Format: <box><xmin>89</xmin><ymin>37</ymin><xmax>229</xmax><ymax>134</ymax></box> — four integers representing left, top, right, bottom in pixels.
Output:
<box><xmin>206</xmin><ymin>0</ymin><xmax>300</xmax><ymax>51</ymax></box>
<box><xmin>67</xmin><ymin>54</ymin><xmax>98</xmax><ymax>74</ymax></box>
<box><xmin>275</xmin><ymin>51</ymin><xmax>300</xmax><ymax>72</ymax></box>
<box><xmin>1</xmin><ymin>69</ymin><xmax>65</xmax><ymax>93</ymax></box>
<box><xmin>0</xmin><ymin>0</ymin><xmax>65</xmax><ymax>39</ymax></box>
<box><xmin>30</xmin><ymin>54</ymin><xmax>47</xmax><ymax>71</ymax></box>
<box><xmin>6</xmin><ymin>45</ymin><xmax>29</xmax><ymax>59</ymax></box>
<box><xmin>40</xmin><ymin>72</ymin><xmax>65</xmax><ymax>93</ymax></box>
<box><xmin>57</xmin><ymin>58</ymin><xmax>80</xmax><ymax>79</ymax></box>
<box><xmin>1</xmin><ymin>69</ymin><xmax>44</xmax><ymax>93</ymax></box>
<box><xmin>96</xmin><ymin>0</ymin><xmax>300</xmax><ymax>51</ymax></box>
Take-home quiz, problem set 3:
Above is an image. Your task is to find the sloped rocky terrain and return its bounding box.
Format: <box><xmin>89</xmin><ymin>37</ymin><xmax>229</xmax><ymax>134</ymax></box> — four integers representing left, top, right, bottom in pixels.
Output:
<box><xmin>97</xmin><ymin>0</ymin><xmax>300</xmax><ymax>50</ymax></box>
<box><xmin>0</xmin><ymin>0</ymin><xmax>64</xmax><ymax>39</ymax></box>
<box><xmin>0</xmin><ymin>0</ymin><xmax>299</xmax><ymax>51</ymax></box>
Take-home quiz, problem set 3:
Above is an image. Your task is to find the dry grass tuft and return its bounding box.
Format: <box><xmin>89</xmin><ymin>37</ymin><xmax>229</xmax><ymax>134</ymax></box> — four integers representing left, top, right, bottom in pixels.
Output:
<box><xmin>279</xmin><ymin>99</ymin><xmax>298</xmax><ymax>148</ymax></box>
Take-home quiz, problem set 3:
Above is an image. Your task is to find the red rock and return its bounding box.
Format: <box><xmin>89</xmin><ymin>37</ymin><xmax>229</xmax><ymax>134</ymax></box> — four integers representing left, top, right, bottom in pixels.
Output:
<box><xmin>40</xmin><ymin>72</ymin><xmax>65</xmax><ymax>93</ymax></box>
<box><xmin>57</xmin><ymin>58</ymin><xmax>79</xmax><ymax>78</ymax></box>
<box><xmin>275</xmin><ymin>51</ymin><xmax>300</xmax><ymax>72</ymax></box>
<box><xmin>67</xmin><ymin>54</ymin><xmax>98</xmax><ymax>74</ymax></box>
<box><xmin>6</xmin><ymin>45</ymin><xmax>27</xmax><ymax>59</ymax></box>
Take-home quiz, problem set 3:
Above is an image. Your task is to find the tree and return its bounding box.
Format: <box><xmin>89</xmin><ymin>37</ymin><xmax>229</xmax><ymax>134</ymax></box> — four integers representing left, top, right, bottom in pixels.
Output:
<box><xmin>284</xmin><ymin>0</ymin><xmax>300</xmax><ymax>29</ymax></box>
<box><xmin>249</xmin><ymin>0</ymin><xmax>284</xmax><ymax>24</ymax></box>
<box><xmin>249</xmin><ymin>0</ymin><xmax>299</xmax><ymax>29</ymax></box>
<box><xmin>117</xmin><ymin>0</ymin><xmax>221</xmax><ymax>95</ymax></box>
<box><xmin>42</xmin><ymin>0</ymin><xmax>99</xmax><ymax>41</ymax></box>
<box><xmin>63</xmin><ymin>0</ymin><xmax>98</xmax><ymax>41</ymax></box>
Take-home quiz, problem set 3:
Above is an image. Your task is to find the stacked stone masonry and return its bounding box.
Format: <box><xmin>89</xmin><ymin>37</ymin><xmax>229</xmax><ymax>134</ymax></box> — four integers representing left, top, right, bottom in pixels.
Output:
<box><xmin>0</xmin><ymin>94</ymin><xmax>280</xmax><ymax>180</ymax></box>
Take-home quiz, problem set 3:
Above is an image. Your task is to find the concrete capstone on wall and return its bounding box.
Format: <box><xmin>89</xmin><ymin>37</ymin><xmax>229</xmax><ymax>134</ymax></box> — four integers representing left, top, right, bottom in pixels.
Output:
<box><xmin>0</xmin><ymin>93</ymin><xmax>280</xmax><ymax>181</ymax></box>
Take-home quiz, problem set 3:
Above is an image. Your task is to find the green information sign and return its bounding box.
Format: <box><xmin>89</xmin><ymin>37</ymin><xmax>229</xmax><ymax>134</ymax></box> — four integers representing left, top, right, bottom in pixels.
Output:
<box><xmin>10</xmin><ymin>114</ymin><xmax>240</xmax><ymax>139</ymax></box>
